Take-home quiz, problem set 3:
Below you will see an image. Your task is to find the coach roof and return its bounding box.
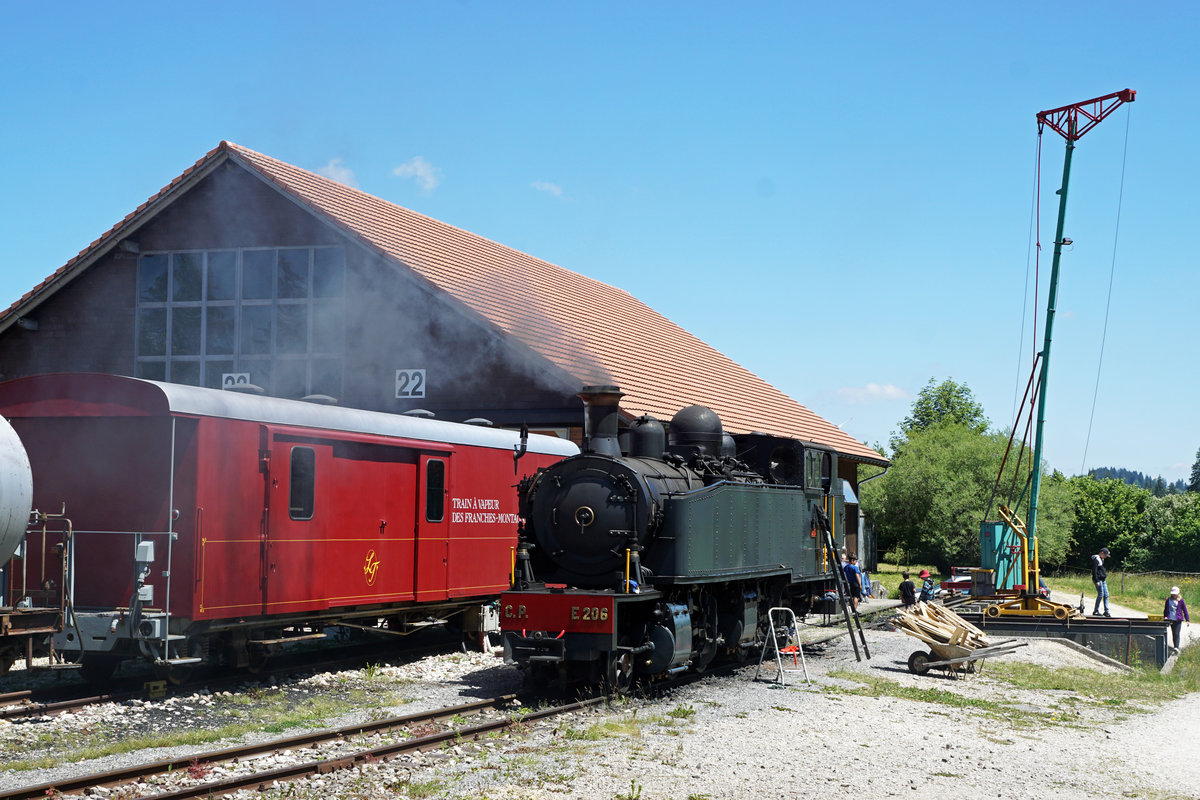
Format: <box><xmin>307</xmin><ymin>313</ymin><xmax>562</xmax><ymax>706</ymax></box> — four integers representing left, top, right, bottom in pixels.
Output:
<box><xmin>0</xmin><ymin>373</ymin><xmax>579</xmax><ymax>457</ymax></box>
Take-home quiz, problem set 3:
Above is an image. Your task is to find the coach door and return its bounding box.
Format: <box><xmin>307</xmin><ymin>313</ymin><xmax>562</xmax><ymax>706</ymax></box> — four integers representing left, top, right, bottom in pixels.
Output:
<box><xmin>263</xmin><ymin>431</ymin><xmax>325</xmax><ymax>615</ymax></box>
<box><xmin>414</xmin><ymin>453</ymin><xmax>450</xmax><ymax>602</ymax></box>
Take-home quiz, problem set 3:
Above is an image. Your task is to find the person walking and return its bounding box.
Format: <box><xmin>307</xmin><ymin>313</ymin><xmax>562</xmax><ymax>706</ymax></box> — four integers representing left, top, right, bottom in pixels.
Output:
<box><xmin>918</xmin><ymin>569</ymin><xmax>936</xmax><ymax>603</ymax></box>
<box><xmin>898</xmin><ymin>571</ymin><xmax>917</xmax><ymax>609</ymax></box>
<box><xmin>1163</xmin><ymin>586</ymin><xmax>1190</xmax><ymax>653</ymax></box>
<box><xmin>843</xmin><ymin>553</ymin><xmax>863</xmax><ymax>612</ymax></box>
<box><xmin>1091</xmin><ymin>547</ymin><xmax>1111</xmax><ymax>616</ymax></box>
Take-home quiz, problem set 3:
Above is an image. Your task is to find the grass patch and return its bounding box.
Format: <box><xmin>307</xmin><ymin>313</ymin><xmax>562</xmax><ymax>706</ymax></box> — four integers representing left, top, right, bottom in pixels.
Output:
<box><xmin>989</xmin><ymin>648</ymin><xmax>1200</xmax><ymax>697</ymax></box>
<box><xmin>826</xmin><ymin>669</ymin><xmax>1079</xmax><ymax>726</ymax></box>
<box><xmin>873</xmin><ymin>560</ymin><xmax>942</xmax><ymax>600</ymax></box>
<box><xmin>3</xmin><ymin>686</ymin><xmax>395</xmax><ymax>771</ymax></box>
<box><xmin>385</xmin><ymin>778</ymin><xmax>444</xmax><ymax>798</ymax></box>
<box><xmin>7</xmin><ymin>724</ymin><xmax>257</xmax><ymax>771</ymax></box>
<box><xmin>666</xmin><ymin>704</ymin><xmax>696</xmax><ymax>719</ymax></box>
<box><xmin>560</xmin><ymin>713</ymin><xmax>645</xmax><ymax>741</ymax></box>
<box><xmin>1045</xmin><ymin>570</ymin><xmax>1198</xmax><ymax>617</ymax></box>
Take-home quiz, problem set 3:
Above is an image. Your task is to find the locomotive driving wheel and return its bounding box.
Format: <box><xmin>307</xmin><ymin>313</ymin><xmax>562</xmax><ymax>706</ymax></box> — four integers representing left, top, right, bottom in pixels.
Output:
<box><xmin>605</xmin><ymin>649</ymin><xmax>635</xmax><ymax>695</ymax></box>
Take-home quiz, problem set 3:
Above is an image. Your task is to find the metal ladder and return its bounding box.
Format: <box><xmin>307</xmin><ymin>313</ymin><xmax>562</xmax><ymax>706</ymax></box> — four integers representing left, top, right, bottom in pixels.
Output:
<box><xmin>816</xmin><ymin>508</ymin><xmax>870</xmax><ymax>661</ymax></box>
<box><xmin>754</xmin><ymin>606</ymin><xmax>810</xmax><ymax>685</ymax></box>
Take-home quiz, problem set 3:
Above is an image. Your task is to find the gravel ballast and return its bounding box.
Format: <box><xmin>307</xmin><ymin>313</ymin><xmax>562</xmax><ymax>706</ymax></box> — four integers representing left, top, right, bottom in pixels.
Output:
<box><xmin>1</xmin><ymin>605</ymin><xmax>1196</xmax><ymax>800</ymax></box>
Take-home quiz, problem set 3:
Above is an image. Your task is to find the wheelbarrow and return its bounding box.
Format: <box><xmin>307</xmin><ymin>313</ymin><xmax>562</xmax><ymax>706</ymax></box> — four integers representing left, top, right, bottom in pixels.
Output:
<box><xmin>907</xmin><ymin>639</ymin><xmax>1027</xmax><ymax>677</ymax></box>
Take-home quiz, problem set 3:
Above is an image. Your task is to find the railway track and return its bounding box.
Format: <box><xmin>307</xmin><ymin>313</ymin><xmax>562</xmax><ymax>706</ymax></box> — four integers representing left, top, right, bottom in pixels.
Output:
<box><xmin>1</xmin><ymin>693</ymin><xmax>604</xmax><ymax>800</ymax></box>
<box><xmin>0</xmin><ymin>637</ymin><xmax>459</xmax><ymax>721</ymax></box>
<box><xmin>0</xmin><ymin>605</ymin><xmax>902</xmax><ymax>798</ymax></box>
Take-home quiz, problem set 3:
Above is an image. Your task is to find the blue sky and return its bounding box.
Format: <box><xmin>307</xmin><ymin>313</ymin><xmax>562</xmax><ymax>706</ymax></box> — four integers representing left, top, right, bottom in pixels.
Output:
<box><xmin>2</xmin><ymin>2</ymin><xmax>1197</xmax><ymax>481</ymax></box>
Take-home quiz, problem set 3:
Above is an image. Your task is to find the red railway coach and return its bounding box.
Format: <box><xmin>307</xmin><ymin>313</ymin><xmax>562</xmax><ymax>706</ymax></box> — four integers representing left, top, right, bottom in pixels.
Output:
<box><xmin>0</xmin><ymin>373</ymin><xmax>577</xmax><ymax>681</ymax></box>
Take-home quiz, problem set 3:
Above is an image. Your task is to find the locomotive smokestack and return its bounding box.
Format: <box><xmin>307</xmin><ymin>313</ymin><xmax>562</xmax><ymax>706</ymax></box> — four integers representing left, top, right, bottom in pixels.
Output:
<box><xmin>577</xmin><ymin>385</ymin><xmax>624</xmax><ymax>457</ymax></box>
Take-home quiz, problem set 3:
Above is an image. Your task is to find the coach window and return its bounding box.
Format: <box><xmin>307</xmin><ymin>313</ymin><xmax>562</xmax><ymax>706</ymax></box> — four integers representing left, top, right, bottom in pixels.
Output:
<box><xmin>289</xmin><ymin>447</ymin><xmax>316</xmax><ymax>520</ymax></box>
<box><xmin>425</xmin><ymin>460</ymin><xmax>445</xmax><ymax>522</ymax></box>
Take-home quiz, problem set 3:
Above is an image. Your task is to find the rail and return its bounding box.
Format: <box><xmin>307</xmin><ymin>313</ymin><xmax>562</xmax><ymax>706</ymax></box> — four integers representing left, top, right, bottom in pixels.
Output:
<box><xmin>1</xmin><ymin>694</ymin><xmax>604</xmax><ymax>800</ymax></box>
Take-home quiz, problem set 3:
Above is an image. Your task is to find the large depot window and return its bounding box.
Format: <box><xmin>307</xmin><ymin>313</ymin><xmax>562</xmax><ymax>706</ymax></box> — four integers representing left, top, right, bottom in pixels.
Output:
<box><xmin>135</xmin><ymin>247</ymin><xmax>346</xmax><ymax>397</ymax></box>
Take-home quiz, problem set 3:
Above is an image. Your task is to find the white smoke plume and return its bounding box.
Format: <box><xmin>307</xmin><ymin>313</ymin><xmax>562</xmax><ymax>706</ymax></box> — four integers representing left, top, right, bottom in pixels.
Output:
<box><xmin>531</xmin><ymin>180</ymin><xmax>564</xmax><ymax>198</ymax></box>
<box><xmin>317</xmin><ymin>158</ymin><xmax>359</xmax><ymax>188</ymax></box>
<box><xmin>393</xmin><ymin>156</ymin><xmax>442</xmax><ymax>192</ymax></box>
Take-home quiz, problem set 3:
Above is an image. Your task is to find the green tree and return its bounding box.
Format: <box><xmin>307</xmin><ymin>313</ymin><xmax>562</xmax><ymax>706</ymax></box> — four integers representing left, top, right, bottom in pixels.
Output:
<box><xmin>860</xmin><ymin>423</ymin><xmax>1072</xmax><ymax>572</ymax></box>
<box><xmin>1033</xmin><ymin>470</ymin><xmax>1077</xmax><ymax>568</ymax></box>
<box><xmin>891</xmin><ymin>377</ymin><xmax>988</xmax><ymax>454</ymax></box>
<box><xmin>1141</xmin><ymin>492</ymin><xmax>1200</xmax><ymax>571</ymax></box>
<box><xmin>1189</xmin><ymin>447</ymin><xmax>1200</xmax><ymax>493</ymax></box>
<box><xmin>1069</xmin><ymin>477</ymin><xmax>1150</xmax><ymax>569</ymax></box>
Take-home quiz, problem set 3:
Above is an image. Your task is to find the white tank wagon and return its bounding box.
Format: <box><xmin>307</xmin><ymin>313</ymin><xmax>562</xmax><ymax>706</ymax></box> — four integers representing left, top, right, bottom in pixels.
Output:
<box><xmin>0</xmin><ymin>414</ymin><xmax>33</xmax><ymax>563</ymax></box>
<box><xmin>1</xmin><ymin>414</ymin><xmax>60</xmax><ymax>673</ymax></box>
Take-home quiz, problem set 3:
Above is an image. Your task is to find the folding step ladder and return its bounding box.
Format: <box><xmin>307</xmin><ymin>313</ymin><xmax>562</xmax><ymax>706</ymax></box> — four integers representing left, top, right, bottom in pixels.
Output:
<box><xmin>754</xmin><ymin>607</ymin><xmax>810</xmax><ymax>686</ymax></box>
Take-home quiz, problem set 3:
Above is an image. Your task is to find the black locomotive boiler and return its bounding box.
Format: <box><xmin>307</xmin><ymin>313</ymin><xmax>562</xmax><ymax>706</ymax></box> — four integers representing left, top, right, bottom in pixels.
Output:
<box><xmin>500</xmin><ymin>386</ymin><xmax>845</xmax><ymax>690</ymax></box>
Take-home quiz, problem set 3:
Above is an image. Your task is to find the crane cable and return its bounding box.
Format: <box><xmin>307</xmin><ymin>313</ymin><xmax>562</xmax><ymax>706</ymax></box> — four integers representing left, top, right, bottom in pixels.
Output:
<box><xmin>1080</xmin><ymin>105</ymin><xmax>1133</xmax><ymax>474</ymax></box>
<box><xmin>1012</xmin><ymin>134</ymin><xmax>1042</xmax><ymax>421</ymax></box>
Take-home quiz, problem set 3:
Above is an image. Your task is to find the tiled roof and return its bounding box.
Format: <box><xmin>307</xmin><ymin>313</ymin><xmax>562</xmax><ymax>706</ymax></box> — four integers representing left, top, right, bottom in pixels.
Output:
<box><xmin>2</xmin><ymin>142</ymin><xmax>887</xmax><ymax>466</ymax></box>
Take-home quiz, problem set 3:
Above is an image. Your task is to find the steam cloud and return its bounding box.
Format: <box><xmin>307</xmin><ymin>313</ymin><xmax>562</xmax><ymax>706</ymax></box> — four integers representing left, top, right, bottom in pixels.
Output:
<box><xmin>317</xmin><ymin>158</ymin><xmax>359</xmax><ymax>188</ymax></box>
<box><xmin>531</xmin><ymin>181</ymin><xmax>564</xmax><ymax>198</ymax></box>
<box><xmin>835</xmin><ymin>383</ymin><xmax>910</xmax><ymax>404</ymax></box>
<box><xmin>393</xmin><ymin>157</ymin><xmax>442</xmax><ymax>192</ymax></box>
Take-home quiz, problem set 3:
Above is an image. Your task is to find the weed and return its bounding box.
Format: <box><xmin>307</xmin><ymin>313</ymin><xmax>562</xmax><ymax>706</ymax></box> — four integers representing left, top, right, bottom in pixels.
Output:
<box><xmin>667</xmin><ymin>703</ymin><xmax>696</xmax><ymax>719</ymax></box>
<box><xmin>615</xmin><ymin>778</ymin><xmax>643</xmax><ymax>800</ymax></box>
<box><xmin>387</xmin><ymin>778</ymin><xmax>444</xmax><ymax>798</ymax></box>
<box><xmin>185</xmin><ymin>758</ymin><xmax>212</xmax><ymax>779</ymax></box>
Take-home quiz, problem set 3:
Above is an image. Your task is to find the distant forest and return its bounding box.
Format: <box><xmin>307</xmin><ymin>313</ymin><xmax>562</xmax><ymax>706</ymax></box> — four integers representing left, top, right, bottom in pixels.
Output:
<box><xmin>1087</xmin><ymin>466</ymin><xmax>1187</xmax><ymax>496</ymax></box>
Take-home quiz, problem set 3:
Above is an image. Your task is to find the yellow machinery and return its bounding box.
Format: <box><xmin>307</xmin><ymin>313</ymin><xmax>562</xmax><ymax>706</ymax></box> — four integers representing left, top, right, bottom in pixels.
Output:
<box><xmin>983</xmin><ymin>505</ymin><xmax>1078</xmax><ymax>620</ymax></box>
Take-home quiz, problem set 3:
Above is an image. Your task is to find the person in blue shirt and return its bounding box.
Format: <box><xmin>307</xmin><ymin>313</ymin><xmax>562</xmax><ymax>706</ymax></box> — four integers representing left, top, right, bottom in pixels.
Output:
<box><xmin>843</xmin><ymin>553</ymin><xmax>863</xmax><ymax>612</ymax></box>
<box><xmin>918</xmin><ymin>569</ymin><xmax>936</xmax><ymax>603</ymax></box>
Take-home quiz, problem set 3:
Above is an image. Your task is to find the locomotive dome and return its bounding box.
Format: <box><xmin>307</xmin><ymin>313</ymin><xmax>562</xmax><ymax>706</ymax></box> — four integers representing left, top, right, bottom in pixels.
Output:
<box><xmin>668</xmin><ymin>405</ymin><xmax>724</xmax><ymax>457</ymax></box>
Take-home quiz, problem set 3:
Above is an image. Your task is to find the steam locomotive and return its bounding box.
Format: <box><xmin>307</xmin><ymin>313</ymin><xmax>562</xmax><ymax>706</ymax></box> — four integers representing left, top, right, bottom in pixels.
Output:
<box><xmin>501</xmin><ymin>386</ymin><xmax>845</xmax><ymax>690</ymax></box>
<box><xmin>0</xmin><ymin>373</ymin><xmax>576</xmax><ymax>681</ymax></box>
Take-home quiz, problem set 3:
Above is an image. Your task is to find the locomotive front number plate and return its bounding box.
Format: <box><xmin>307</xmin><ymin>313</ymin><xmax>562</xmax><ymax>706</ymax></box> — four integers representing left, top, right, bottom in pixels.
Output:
<box><xmin>500</xmin><ymin>592</ymin><xmax>616</xmax><ymax>634</ymax></box>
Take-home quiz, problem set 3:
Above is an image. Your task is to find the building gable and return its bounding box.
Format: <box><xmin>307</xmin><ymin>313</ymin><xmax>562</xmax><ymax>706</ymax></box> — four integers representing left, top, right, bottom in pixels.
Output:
<box><xmin>0</xmin><ymin>142</ymin><xmax>886</xmax><ymax>466</ymax></box>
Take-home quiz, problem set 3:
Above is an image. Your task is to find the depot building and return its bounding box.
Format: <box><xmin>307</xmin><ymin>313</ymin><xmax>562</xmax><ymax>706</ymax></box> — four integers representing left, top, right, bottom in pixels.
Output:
<box><xmin>0</xmin><ymin>141</ymin><xmax>887</xmax><ymax>554</ymax></box>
